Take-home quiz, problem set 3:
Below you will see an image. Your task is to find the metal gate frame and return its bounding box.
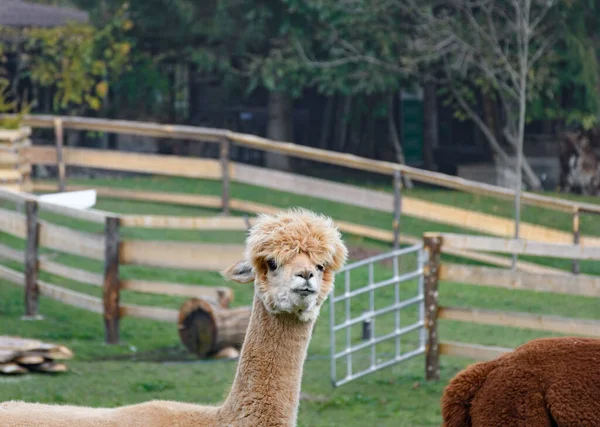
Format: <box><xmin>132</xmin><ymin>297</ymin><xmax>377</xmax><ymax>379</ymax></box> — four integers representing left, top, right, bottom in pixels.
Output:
<box><xmin>329</xmin><ymin>243</ymin><xmax>426</xmax><ymax>387</ymax></box>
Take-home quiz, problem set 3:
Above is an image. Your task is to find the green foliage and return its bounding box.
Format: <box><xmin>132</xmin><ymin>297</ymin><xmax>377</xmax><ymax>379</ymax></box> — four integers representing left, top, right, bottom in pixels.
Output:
<box><xmin>0</xmin><ymin>4</ymin><xmax>132</xmax><ymax>114</ymax></box>
<box><xmin>0</xmin><ymin>78</ymin><xmax>33</xmax><ymax>129</ymax></box>
<box><xmin>527</xmin><ymin>0</ymin><xmax>600</xmax><ymax>128</ymax></box>
<box><xmin>21</xmin><ymin>5</ymin><xmax>132</xmax><ymax>112</ymax></box>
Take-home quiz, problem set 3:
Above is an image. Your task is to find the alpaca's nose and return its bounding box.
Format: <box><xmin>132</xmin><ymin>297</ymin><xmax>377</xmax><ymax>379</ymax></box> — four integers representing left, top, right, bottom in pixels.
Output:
<box><xmin>295</xmin><ymin>270</ymin><xmax>314</xmax><ymax>280</ymax></box>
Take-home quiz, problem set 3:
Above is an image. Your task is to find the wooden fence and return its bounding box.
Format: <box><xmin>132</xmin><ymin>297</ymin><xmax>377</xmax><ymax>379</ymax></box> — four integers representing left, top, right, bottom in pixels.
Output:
<box><xmin>2</xmin><ymin>114</ymin><xmax>600</xmax><ymax>347</ymax></box>
<box><xmin>423</xmin><ymin>232</ymin><xmax>600</xmax><ymax>380</ymax></box>
<box><xmin>14</xmin><ymin>114</ymin><xmax>600</xmax><ymax>274</ymax></box>
<box><xmin>0</xmin><ymin>188</ymin><xmax>238</xmax><ymax>343</ymax></box>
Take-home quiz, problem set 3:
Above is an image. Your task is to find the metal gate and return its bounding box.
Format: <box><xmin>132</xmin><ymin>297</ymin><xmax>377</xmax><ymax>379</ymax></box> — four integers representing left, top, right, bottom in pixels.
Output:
<box><xmin>329</xmin><ymin>244</ymin><xmax>426</xmax><ymax>387</ymax></box>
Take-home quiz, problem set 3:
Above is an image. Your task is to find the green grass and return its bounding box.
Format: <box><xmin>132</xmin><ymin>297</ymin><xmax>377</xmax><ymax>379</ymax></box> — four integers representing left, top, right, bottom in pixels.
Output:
<box><xmin>1</xmin><ymin>176</ymin><xmax>599</xmax><ymax>426</ymax></box>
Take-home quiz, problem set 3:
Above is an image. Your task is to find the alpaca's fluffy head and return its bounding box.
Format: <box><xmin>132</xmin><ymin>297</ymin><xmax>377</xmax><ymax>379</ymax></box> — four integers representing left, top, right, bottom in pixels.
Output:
<box><xmin>222</xmin><ymin>208</ymin><xmax>347</xmax><ymax>322</ymax></box>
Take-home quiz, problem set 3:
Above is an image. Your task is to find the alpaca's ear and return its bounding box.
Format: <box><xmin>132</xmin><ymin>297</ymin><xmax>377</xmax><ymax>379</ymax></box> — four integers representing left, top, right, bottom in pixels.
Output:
<box><xmin>221</xmin><ymin>260</ymin><xmax>255</xmax><ymax>283</ymax></box>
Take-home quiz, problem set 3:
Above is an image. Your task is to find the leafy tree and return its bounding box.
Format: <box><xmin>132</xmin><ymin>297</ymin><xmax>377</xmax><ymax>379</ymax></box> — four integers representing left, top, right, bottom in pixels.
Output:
<box><xmin>0</xmin><ymin>3</ymin><xmax>132</xmax><ymax>114</ymax></box>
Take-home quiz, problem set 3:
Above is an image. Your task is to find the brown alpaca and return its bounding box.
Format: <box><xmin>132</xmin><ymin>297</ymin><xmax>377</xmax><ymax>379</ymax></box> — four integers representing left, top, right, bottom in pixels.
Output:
<box><xmin>0</xmin><ymin>208</ymin><xmax>347</xmax><ymax>427</ymax></box>
<box><xmin>441</xmin><ymin>336</ymin><xmax>600</xmax><ymax>427</ymax></box>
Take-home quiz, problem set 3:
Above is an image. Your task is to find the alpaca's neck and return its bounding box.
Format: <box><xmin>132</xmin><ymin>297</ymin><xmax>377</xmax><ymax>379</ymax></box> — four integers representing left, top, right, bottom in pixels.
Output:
<box><xmin>220</xmin><ymin>295</ymin><xmax>314</xmax><ymax>426</ymax></box>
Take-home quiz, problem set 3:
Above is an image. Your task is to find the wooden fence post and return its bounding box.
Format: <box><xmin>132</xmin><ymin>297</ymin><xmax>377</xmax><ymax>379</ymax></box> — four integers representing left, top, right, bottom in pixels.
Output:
<box><xmin>103</xmin><ymin>216</ymin><xmax>120</xmax><ymax>344</ymax></box>
<box><xmin>220</xmin><ymin>138</ymin><xmax>231</xmax><ymax>216</ymax></box>
<box><xmin>423</xmin><ymin>233</ymin><xmax>442</xmax><ymax>381</ymax></box>
<box><xmin>53</xmin><ymin>118</ymin><xmax>66</xmax><ymax>192</ymax></box>
<box><xmin>23</xmin><ymin>199</ymin><xmax>40</xmax><ymax>319</ymax></box>
<box><xmin>393</xmin><ymin>170</ymin><xmax>402</xmax><ymax>249</ymax></box>
<box><xmin>572</xmin><ymin>208</ymin><xmax>580</xmax><ymax>275</ymax></box>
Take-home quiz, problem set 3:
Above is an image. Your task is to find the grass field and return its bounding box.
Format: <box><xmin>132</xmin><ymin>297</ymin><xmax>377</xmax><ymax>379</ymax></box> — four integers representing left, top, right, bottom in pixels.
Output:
<box><xmin>1</xmin><ymin>175</ymin><xmax>599</xmax><ymax>426</ymax></box>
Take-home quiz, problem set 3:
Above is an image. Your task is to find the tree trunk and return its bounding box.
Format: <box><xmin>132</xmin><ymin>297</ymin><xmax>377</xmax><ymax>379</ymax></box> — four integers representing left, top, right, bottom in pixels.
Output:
<box><xmin>388</xmin><ymin>94</ymin><xmax>414</xmax><ymax>188</ymax></box>
<box><xmin>319</xmin><ymin>96</ymin><xmax>335</xmax><ymax>149</ymax></box>
<box><xmin>422</xmin><ymin>80</ymin><xmax>438</xmax><ymax>170</ymax></box>
<box><xmin>265</xmin><ymin>91</ymin><xmax>293</xmax><ymax>170</ymax></box>
<box><xmin>502</xmin><ymin>126</ymin><xmax>543</xmax><ymax>191</ymax></box>
<box><xmin>188</xmin><ymin>63</ymin><xmax>200</xmax><ymax>123</ymax></box>
<box><xmin>337</xmin><ymin>95</ymin><xmax>352</xmax><ymax>152</ymax></box>
<box><xmin>451</xmin><ymin>86</ymin><xmax>542</xmax><ymax>191</ymax></box>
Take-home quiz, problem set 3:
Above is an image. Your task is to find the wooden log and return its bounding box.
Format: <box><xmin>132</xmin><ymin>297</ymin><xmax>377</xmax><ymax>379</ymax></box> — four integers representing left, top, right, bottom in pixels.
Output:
<box><xmin>103</xmin><ymin>216</ymin><xmax>121</xmax><ymax>344</ymax></box>
<box><xmin>24</xmin><ymin>200</ymin><xmax>40</xmax><ymax>317</ymax></box>
<box><xmin>177</xmin><ymin>297</ymin><xmax>251</xmax><ymax>358</ymax></box>
<box><xmin>423</xmin><ymin>235</ymin><xmax>442</xmax><ymax>381</ymax></box>
<box><xmin>0</xmin><ymin>363</ymin><xmax>27</xmax><ymax>374</ymax></box>
<box><xmin>0</xmin><ymin>169</ymin><xmax>22</xmax><ymax>181</ymax></box>
<box><xmin>0</xmin><ymin>336</ymin><xmax>43</xmax><ymax>351</ymax></box>
<box><xmin>15</xmin><ymin>355</ymin><xmax>45</xmax><ymax>365</ymax></box>
<box><xmin>30</xmin><ymin>361</ymin><xmax>68</xmax><ymax>373</ymax></box>
<box><xmin>0</xmin><ymin>127</ymin><xmax>31</xmax><ymax>142</ymax></box>
<box><xmin>212</xmin><ymin>346</ymin><xmax>240</xmax><ymax>360</ymax></box>
<box><xmin>0</xmin><ymin>350</ymin><xmax>19</xmax><ymax>363</ymax></box>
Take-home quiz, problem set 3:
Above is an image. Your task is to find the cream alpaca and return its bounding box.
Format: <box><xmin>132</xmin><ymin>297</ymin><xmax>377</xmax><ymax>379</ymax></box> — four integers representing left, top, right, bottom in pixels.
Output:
<box><xmin>1</xmin><ymin>208</ymin><xmax>347</xmax><ymax>427</ymax></box>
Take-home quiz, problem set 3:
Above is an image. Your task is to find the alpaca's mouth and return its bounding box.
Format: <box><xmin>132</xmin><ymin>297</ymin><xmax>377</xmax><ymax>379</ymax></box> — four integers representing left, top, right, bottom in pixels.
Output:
<box><xmin>293</xmin><ymin>287</ymin><xmax>316</xmax><ymax>297</ymax></box>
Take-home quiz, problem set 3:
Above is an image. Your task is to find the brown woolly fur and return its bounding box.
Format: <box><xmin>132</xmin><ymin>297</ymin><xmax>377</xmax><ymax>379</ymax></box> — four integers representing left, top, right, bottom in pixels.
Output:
<box><xmin>1</xmin><ymin>208</ymin><xmax>347</xmax><ymax>427</ymax></box>
<box><xmin>441</xmin><ymin>336</ymin><xmax>600</xmax><ymax>427</ymax></box>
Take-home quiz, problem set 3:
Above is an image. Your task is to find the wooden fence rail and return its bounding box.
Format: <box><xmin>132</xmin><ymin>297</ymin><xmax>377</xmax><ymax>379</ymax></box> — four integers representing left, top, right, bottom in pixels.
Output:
<box><xmin>0</xmin><ymin>187</ymin><xmax>242</xmax><ymax>342</ymax></box>
<box><xmin>440</xmin><ymin>263</ymin><xmax>600</xmax><ymax>297</ymax></box>
<box><xmin>120</xmin><ymin>240</ymin><xmax>245</xmax><ymax>271</ymax></box>
<box><xmin>438</xmin><ymin>232</ymin><xmax>600</xmax><ymax>260</ymax></box>
<box><xmin>30</xmin><ymin>146</ymin><xmax>227</xmax><ymax>180</ymax></box>
<box><xmin>438</xmin><ymin>341</ymin><xmax>512</xmax><ymax>361</ymax></box>
<box><xmin>438</xmin><ymin>306</ymin><xmax>600</xmax><ymax>337</ymax></box>
<box><xmin>12</xmin><ymin>113</ymin><xmax>600</xmax><ymax>215</ymax></box>
<box><xmin>28</xmin><ymin>182</ymin><xmax>585</xmax><ymax>276</ymax></box>
<box><xmin>426</xmin><ymin>232</ymin><xmax>600</xmax><ymax>380</ymax></box>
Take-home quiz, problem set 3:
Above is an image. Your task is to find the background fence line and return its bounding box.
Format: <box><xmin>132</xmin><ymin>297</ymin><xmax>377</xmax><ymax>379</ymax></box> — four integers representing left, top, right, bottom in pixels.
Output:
<box><xmin>0</xmin><ymin>115</ymin><xmax>599</xmax><ymax>348</ymax></box>
<box><xmin>424</xmin><ymin>232</ymin><xmax>600</xmax><ymax>379</ymax></box>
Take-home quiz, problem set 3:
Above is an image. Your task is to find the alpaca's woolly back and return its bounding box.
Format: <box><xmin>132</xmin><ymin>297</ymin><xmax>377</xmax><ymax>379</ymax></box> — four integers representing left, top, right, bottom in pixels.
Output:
<box><xmin>441</xmin><ymin>337</ymin><xmax>600</xmax><ymax>427</ymax></box>
<box><xmin>0</xmin><ymin>400</ymin><xmax>219</xmax><ymax>427</ymax></box>
<box><xmin>440</xmin><ymin>359</ymin><xmax>500</xmax><ymax>426</ymax></box>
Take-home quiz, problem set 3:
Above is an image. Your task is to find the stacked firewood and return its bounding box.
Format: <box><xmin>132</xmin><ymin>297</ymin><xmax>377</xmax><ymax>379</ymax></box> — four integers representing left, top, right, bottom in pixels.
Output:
<box><xmin>0</xmin><ymin>336</ymin><xmax>73</xmax><ymax>375</ymax></box>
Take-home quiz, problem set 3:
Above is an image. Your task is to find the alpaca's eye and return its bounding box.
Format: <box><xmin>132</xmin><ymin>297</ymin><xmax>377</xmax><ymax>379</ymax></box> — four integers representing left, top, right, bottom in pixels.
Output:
<box><xmin>317</xmin><ymin>264</ymin><xmax>324</xmax><ymax>272</ymax></box>
<box><xmin>266</xmin><ymin>259</ymin><xmax>278</xmax><ymax>271</ymax></box>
